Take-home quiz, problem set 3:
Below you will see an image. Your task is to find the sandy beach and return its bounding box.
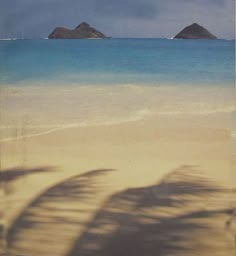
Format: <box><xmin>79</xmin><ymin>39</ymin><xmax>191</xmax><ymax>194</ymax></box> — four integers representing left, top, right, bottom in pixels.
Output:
<box><xmin>0</xmin><ymin>84</ymin><xmax>235</xmax><ymax>256</ymax></box>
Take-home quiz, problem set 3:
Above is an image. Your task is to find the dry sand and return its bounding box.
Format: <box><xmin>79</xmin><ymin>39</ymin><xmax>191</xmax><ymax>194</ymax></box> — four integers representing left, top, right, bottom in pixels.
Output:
<box><xmin>0</xmin><ymin>85</ymin><xmax>235</xmax><ymax>255</ymax></box>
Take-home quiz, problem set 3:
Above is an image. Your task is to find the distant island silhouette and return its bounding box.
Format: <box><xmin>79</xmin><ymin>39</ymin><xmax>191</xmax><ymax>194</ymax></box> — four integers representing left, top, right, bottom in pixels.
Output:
<box><xmin>48</xmin><ymin>22</ymin><xmax>108</xmax><ymax>39</ymax></box>
<box><xmin>174</xmin><ymin>23</ymin><xmax>217</xmax><ymax>39</ymax></box>
<box><xmin>48</xmin><ymin>22</ymin><xmax>217</xmax><ymax>40</ymax></box>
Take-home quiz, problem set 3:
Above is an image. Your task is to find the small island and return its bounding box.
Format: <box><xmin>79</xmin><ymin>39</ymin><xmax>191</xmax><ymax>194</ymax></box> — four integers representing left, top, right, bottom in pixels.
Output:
<box><xmin>174</xmin><ymin>23</ymin><xmax>217</xmax><ymax>39</ymax></box>
<box><xmin>48</xmin><ymin>22</ymin><xmax>108</xmax><ymax>39</ymax></box>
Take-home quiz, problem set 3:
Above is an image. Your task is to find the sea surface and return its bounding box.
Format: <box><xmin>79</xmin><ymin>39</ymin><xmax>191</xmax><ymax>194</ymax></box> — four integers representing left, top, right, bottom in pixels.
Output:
<box><xmin>0</xmin><ymin>38</ymin><xmax>235</xmax><ymax>86</ymax></box>
<box><xmin>0</xmin><ymin>38</ymin><xmax>235</xmax><ymax>140</ymax></box>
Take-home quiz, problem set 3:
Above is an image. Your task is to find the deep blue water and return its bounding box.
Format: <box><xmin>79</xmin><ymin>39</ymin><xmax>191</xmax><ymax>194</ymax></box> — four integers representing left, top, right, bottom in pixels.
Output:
<box><xmin>0</xmin><ymin>38</ymin><xmax>235</xmax><ymax>86</ymax></box>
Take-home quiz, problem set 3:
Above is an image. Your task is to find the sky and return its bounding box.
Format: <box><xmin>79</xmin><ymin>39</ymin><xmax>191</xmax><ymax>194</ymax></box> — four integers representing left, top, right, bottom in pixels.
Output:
<box><xmin>0</xmin><ymin>0</ymin><xmax>235</xmax><ymax>39</ymax></box>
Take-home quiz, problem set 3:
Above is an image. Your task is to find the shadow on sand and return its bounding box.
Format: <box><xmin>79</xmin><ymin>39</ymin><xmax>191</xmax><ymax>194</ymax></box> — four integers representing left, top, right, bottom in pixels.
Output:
<box><xmin>6</xmin><ymin>168</ymin><xmax>115</xmax><ymax>256</ymax></box>
<box><xmin>1</xmin><ymin>167</ymin><xmax>56</xmax><ymax>255</ymax></box>
<box><xmin>4</xmin><ymin>165</ymin><xmax>235</xmax><ymax>256</ymax></box>
<box><xmin>67</xmin><ymin>166</ymin><xmax>234</xmax><ymax>256</ymax></box>
<box><xmin>1</xmin><ymin>167</ymin><xmax>56</xmax><ymax>184</ymax></box>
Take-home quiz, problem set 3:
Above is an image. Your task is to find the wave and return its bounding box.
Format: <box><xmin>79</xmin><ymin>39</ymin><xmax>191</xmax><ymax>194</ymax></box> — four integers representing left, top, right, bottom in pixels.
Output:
<box><xmin>0</xmin><ymin>38</ymin><xmax>17</xmax><ymax>41</ymax></box>
<box><xmin>1</xmin><ymin>83</ymin><xmax>234</xmax><ymax>142</ymax></box>
<box><xmin>0</xmin><ymin>127</ymin><xmax>66</xmax><ymax>142</ymax></box>
<box><xmin>1</xmin><ymin>107</ymin><xmax>234</xmax><ymax>142</ymax></box>
<box><xmin>0</xmin><ymin>109</ymin><xmax>152</xmax><ymax>142</ymax></box>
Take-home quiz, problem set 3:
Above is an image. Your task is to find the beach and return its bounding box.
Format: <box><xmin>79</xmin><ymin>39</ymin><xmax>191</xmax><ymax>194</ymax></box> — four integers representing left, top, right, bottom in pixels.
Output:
<box><xmin>0</xmin><ymin>37</ymin><xmax>235</xmax><ymax>255</ymax></box>
<box><xmin>1</xmin><ymin>0</ymin><xmax>236</xmax><ymax>251</ymax></box>
<box><xmin>1</xmin><ymin>82</ymin><xmax>235</xmax><ymax>255</ymax></box>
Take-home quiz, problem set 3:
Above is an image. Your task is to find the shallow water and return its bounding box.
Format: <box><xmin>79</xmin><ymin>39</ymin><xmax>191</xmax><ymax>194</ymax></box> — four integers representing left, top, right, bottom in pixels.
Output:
<box><xmin>0</xmin><ymin>83</ymin><xmax>234</xmax><ymax>141</ymax></box>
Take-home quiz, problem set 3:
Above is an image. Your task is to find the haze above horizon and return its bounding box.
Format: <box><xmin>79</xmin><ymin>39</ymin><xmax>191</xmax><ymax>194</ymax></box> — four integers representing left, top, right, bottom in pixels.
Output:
<box><xmin>0</xmin><ymin>0</ymin><xmax>235</xmax><ymax>39</ymax></box>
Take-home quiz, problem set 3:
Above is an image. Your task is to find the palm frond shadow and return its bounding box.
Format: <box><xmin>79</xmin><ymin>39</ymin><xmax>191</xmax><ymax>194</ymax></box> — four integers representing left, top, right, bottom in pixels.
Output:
<box><xmin>1</xmin><ymin>166</ymin><xmax>56</xmax><ymax>184</ymax></box>
<box><xmin>1</xmin><ymin>166</ymin><xmax>56</xmax><ymax>255</ymax></box>
<box><xmin>0</xmin><ymin>222</ymin><xmax>5</xmax><ymax>256</ymax></box>
<box><xmin>68</xmin><ymin>165</ymin><xmax>233</xmax><ymax>256</ymax></box>
<box><xmin>7</xmin><ymin>168</ymin><xmax>115</xmax><ymax>256</ymax></box>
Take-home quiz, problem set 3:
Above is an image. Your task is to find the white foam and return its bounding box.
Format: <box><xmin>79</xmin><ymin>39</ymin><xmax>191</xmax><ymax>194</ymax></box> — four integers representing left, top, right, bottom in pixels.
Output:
<box><xmin>1</xmin><ymin>83</ymin><xmax>234</xmax><ymax>141</ymax></box>
<box><xmin>0</xmin><ymin>127</ymin><xmax>64</xmax><ymax>142</ymax></box>
<box><xmin>0</xmin><ymin>38</ymin><xmax>17</xmax><ymax>41</ymax></box>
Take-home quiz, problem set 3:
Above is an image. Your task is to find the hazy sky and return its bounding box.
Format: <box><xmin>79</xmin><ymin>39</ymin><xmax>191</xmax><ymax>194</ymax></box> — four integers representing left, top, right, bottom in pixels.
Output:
<box><xmin>0</xmin><ymin>0</ymin><xmax>235</xmax><ymax>39</ymax></box>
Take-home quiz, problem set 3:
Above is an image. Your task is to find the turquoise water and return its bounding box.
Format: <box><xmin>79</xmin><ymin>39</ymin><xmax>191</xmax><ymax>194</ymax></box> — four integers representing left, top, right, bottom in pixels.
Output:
<box><xmin>0</xmin><ymin>39</ymin><xmax>235</xmax><ymax>86</ymax></box>
<box><xmin>0</xmin><ymin>38</ymin><xmax>235</xmax><ymax>140</ymax></box>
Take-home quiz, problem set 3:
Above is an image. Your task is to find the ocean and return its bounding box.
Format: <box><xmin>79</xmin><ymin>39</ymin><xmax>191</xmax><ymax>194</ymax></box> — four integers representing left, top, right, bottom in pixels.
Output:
<box><xmin>0</xmin><ymin>38</ymin><xmax>235</xmax><ymax>141</ymax></box>
<box><xmin>0</xmin><ymin>38</ymin><xmax>235</xmax><ymax>85</ymax></box>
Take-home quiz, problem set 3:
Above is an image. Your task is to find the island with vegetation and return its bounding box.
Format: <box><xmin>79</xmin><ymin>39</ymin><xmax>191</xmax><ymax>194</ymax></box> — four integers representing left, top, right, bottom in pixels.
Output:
<box><xmin>174</xmin><ymin>23</ymin><xmax>217</xmax><ymax>39</ymax></box>
<box><xmin>48</xmin><ymin>22</ymin><xmax>108</xmax><ymax>39</ymax></box>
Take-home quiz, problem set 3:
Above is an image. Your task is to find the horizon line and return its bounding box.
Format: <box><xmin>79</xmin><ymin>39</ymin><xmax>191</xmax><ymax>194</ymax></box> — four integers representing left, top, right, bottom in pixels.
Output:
<box><xmin>0</xmin><ymin>37</ymin><xmax>235</xmax><ymax>41</ymax></box>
